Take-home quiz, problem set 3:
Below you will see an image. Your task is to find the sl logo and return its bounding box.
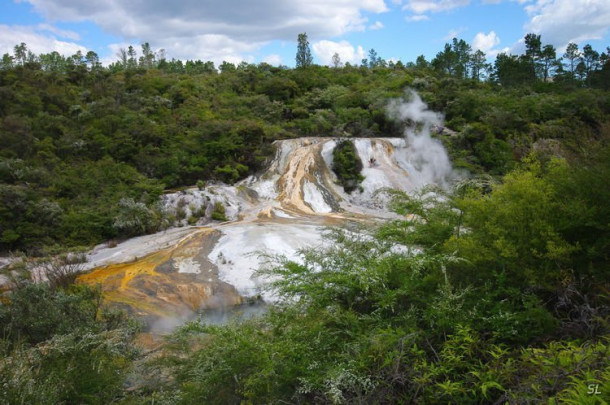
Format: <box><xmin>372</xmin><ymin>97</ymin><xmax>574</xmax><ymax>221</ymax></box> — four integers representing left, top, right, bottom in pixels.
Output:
<box><xmin>587</xmin><ymin>383</ymin><xmax>601</xmax><ymax>395</ymax></box>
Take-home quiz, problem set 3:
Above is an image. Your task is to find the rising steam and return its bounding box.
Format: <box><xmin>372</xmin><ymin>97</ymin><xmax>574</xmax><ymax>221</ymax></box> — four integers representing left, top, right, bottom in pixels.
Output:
<box><xmin>388</xmin><ymin>89</ymin><xmax>455</xmax><ymax>188</ymax></box>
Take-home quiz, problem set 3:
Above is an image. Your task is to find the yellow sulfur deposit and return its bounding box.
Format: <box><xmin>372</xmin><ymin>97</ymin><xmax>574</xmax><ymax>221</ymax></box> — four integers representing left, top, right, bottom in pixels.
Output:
<box><xmin>78</xmin><ymin>229</ymin><xmax>241</xmax><ymax>319</ymax></box>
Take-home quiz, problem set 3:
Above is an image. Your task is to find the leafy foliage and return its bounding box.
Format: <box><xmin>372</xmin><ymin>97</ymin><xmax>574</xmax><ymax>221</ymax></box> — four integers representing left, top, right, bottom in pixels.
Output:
<box><xmin>210</xmin><ymin>201</ymin><xmax>227</xmax><ymax>221</ymax></box>
<box><xmin>332</xmin><ymin>140</ymin><xmax>365</xmax><ymax>193</ymax></box>
<box><xmin>296</xmin><ymin>32</ymin><xmax>313</xmax><ymax>69</ymax></box>
<box><xmin>0</xmin><ymin>36</ymin><xmax>609</xmax><ymax>403</ymax></box>
<box><xmin>0</xmin><ymin>282</ymin><xmax>139</xmax><ymax>404</ymax></box>
<box><xmin>128</xmin><ymin>144</ymin><xmax>610</xmax><ymax>403</ymax></box>
<box><xmin>1</xmin><ymin>38</ymin><xmax>609</xmax><ymax>252</ymax></box>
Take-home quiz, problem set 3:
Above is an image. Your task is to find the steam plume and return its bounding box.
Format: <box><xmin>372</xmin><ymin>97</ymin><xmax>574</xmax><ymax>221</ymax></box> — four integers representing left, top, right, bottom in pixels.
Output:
<box><xmin>388</xmin><ymin>89</ymin><xmax>454</xmax><ymax>188</ymax></box>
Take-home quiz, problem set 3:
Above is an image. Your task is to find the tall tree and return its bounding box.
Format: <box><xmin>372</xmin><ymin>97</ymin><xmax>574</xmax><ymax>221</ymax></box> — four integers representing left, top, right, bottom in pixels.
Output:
<box><xmin>70</xmin><ymin>50</ymin><xmax>84</xmax><ymax>66</ymax></box>
<box><xmin>140</xmin><ymin>42</ymin><xmax>155</xmax><ymax>69</ymax></box>
<box><xmin>85</xmin><ymin>51</ymin><xmax>100</xmax><ymax>71</ymax></box>
<box><xmin>563</xmin><ymin>42</ymin><xmax>580</xmax><ymax>76</ymax></box>
<box><xmin>368</xmin><ymin>48</ymin><xmax>379</xmax><ymax>68</ymax></box>
<box><xmin>219</xmin><ymin>61</ymin><xmax>236</xmax><ymax>73</ymax></box>
<box><xmin>521</xmin><ymin>33</ymin><xmax>542</xmax><ymax>80</ymax></box>
<box><xmin>39</xmin><ymin>51</ymin><xmax>65</xmax><ymax>72</ymax></box>
<box><xmin>540</xmin><ymin>44</ymin><xmax>558</xmax><ymax>81</ymax></box>
<box><xmin>582</xmin><ymin>44</ymin><xmax>600</xmax><ymax>85</ymax></box>
<box><xmin>157</xmin><ymin>48</ymin><xmax>166</xmax><ymax>63</ymax></box>
<box><xmin>432</xmin><ymin>43</ymin><xmax>458</xmax><ymax>75</ymax></box>
<box><xmin>575</xmin><ymin>60</ymin><xmax>587</xmax><ymax>81</ymax></box>
<box><xmin>523</xmin><ymin>33</ymin><xmax>541</xmax><ymax>80</ymax></box>
<box><xmin>600</xmin><ymin>47</ymin><xmax>610</xmax><ymax>68</ymax></box>
<box><xmin>452</xmin><ymin>38</ymin><xmax>472</xmax><ymax>79</ymax></box>
<box><xmin>331</xmin><ymin>52</ymin><xmax>342</xmax><ymax>68</ymax></box>
<box><xmin>14</xmin><ymin>42</ymin><xmax>27</xmax><ymax>65</ymax></box>
<box><xmin>469</xmin><ymin>49</ymin><xmax>487</xmax><ymax>80</ymax></box>
<box><xmin>127</xmin><ymin>45</ymin><xmax>137</xmax><ymax>69</ymax></box>
<box><xmin>0</xmin><ymin>53</ymin><xmax>14</xmax><ymax>69</ymax></box>
<box><xmin>493</xmin><ymin>53</ymin><xmax>535</xmax><ymax>86</ymax></box>
<box><xmin>524</xmin><ymin>33</ymin><xmax>542</xmax><ymax>60</ymax></box>
<box><xmin>431</xmin><ymin>38</ymin><xmax>471</xmax><ymax>78</ymax></box>
<box><xmin>295</xmin><ymin>33</ymin><xmax>313</xmax><ymax>68</ymax></box>
<box><xmin>26</xmin><ymin>50</ymin><xmax>38</xmax><ymax>65</ymax></box>
<box><xmin>415</xmin><ymin>55</ymin><xmax>428</xmax><ymax>69</ymax></box>
<box><xmin>591</xmin><ymin>46</ymin><xmax>610</xmax><ymax>89</ymax></box>
<box><xmin>117</xmin><ymin>48</ymin><xmax>128</xmax><ymax>69</ymax></box>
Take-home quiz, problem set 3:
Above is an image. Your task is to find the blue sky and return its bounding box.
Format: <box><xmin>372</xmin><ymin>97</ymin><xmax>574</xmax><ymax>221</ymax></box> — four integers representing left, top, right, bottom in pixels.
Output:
<box><xmin>1</xmin><ymin>0</ymin><xmax>608</xmax><ymax>67</ymax></box>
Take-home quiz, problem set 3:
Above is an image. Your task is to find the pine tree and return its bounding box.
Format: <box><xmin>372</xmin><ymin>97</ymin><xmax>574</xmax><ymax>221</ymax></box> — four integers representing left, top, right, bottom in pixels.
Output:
<box><xmin>563</xmin><ymin>43</ymin><xmax>580</xmax><ymax>76</ymax></box>
<box><xmin>296</xmin><ymin>32</ymin><xmax>313</xmax><ymax>68</ymax></box>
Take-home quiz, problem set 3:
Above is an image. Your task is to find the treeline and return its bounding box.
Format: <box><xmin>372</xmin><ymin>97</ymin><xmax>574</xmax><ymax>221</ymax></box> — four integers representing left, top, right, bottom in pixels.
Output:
<box><xmin>3</xmin><ymin>34</ymin><xmax>609</xmax><ymax>86</ymax></box>
<box><xmin>426</xmin><ymin>34</ymin><xmax>610</xmax><ymax>87</ymax></box>
<box><xmin>0</xmin><ymin>35</ymin><xmax>609</xmax><ymax>253</ymax></box>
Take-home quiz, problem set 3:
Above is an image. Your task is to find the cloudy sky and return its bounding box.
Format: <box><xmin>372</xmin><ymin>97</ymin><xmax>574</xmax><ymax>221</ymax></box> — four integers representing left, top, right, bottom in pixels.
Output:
<box><xmin>1</xmin><ymin>0</ymin><xmax>608</xmax><ymax>67</ymax></box>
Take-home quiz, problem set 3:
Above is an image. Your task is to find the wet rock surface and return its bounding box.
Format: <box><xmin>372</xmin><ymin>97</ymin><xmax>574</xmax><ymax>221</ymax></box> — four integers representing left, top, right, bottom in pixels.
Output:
<box><xmin>78</xmin><ymin>137</ymin><xmax>453</xmax><ymax>329</ymax></box>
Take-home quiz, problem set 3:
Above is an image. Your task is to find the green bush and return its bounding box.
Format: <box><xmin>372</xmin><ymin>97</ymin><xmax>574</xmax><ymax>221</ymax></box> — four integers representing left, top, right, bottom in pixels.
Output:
<box><xmin>0</xmin><ymin>283</ymin><xmax>138</xmax><ymax>404</ymax></box>
<box><xmin>0</xmin><ymin>283</ymin><xmax>103</xmax><ymax>346</ymax></box>
<box><xmin>332</xmin><ymin>140</ymin><xmax>364</xmax><ymax>193</ymax></box>
<box><xmin>133</xmin><ymin>149</ymin><xmax>609</xmax><ymax>403</ymax></box>
<box><xmin>211</xmin><ymin>201</ymin><xmax>227</xmax><ymax>221</ymax></box>
<box><xmin>0</xmin><ymin>328</ymin><xmax>138</xmax><ymax>405</ymax></box>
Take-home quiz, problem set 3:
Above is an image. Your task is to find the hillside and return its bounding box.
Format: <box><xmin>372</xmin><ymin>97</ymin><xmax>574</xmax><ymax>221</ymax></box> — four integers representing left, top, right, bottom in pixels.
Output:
<box><xmin>1</xmin><ymin>41</ymin><xmax>609</xmax><ymax>253</ymax></box>
<box><xmin>1</xmin><ymin>39</ymin><xmax>609</xmax><ymax>404</ymax></box>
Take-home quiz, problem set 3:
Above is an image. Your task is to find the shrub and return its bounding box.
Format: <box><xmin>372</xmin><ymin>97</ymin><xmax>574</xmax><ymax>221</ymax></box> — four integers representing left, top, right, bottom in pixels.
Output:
<box><xmin>0</xmin><ymin>282</ymin><xmax>138</xmax><ymax>404</ymax></box>
<box><xmin>211</xmin><ymin>202</ymin><xmax>227</xmax><ymax>221</ymax></box>
<box><xmin>34</xmin><ymin>252</ymin><xmax>87</xmax><ymax>290</ymax></box>
<box><xmin>332</xmin><ymin>140</ymin><xmax>364</xmax><ymax>193</ymax></box>
<box><xmin>112</xmin><ymin>197</ymin><xmax>155</xmax><ymax>237</ymax></box>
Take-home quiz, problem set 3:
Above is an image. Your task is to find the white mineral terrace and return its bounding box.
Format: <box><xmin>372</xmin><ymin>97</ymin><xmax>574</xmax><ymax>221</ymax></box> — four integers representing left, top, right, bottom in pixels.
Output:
<box><xmin>84</xmin><ymin>135</ymin><xmax>453</xmax><ymax>304</ymax></box>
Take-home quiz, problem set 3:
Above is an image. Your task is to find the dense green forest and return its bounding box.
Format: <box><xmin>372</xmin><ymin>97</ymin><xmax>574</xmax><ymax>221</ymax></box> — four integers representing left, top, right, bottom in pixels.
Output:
<box><xmin>1</xmin><ymin>34</ymin><xmax>609</xmax><ymax>403</ymax></box>
<box><xmin>1</xmin><ymin>35</ymin><xmax>609</xmax><ymax>253</ymax></box>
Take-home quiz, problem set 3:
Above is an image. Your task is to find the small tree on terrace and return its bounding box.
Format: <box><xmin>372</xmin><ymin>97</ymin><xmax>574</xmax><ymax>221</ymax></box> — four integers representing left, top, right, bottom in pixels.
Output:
<box><xmin>32</xmin><ymin>253</ymin><xmax>87</xmax><ymax>290</ymax></box>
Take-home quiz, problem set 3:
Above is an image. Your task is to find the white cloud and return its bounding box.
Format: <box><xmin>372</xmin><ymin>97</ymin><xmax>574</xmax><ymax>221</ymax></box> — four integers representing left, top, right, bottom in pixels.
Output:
<box><xmin>224</xmin><ymin>54</ymin><xmax>256</xmax><ymax>66</ymax></box>
<box><xmin>312</xmin><ymin>40</ymin><xmax>366</xmax><ymax>66</ymax></box>
<box><xmin>479</xmin><ymin>0</ymin><xmax>608</xmax><ymax>55</ymax></box>
<box><xmin>472</xmin><ymin>31</ymin><xmax>500</xmax><ymax>53</ymax></box>
<box><xmin>369</xmin><ymin>21</ymin><xmax>385</xmax><ymax>30</ymax></box>
<box><xmin>523</xmin><ymin>0</ymin><xmax>610</xmax><ymax>48</ymax></box>
<box><xmin>160</xmin><ymin>34</ymin><xmax>261</xmax><ymax>67</ymax></box>
<box><xmin>472</xmin><ymin>31</ymin><xmax>507</xmax><ymax>58</ymax></box>
<box><xmin>21</xmin><ymin>0</ymin><xmax>389</xmax><ymax>63</ymax></box>
<box><xmin>36</xmin><ymin>23</ymin><xmax>80</xmax><ymax>41</ymax></box>
<box><xmin>509</xmin><ymin>37</ymin><xmax>527</xmax><ymax>55</ymax></box>
<box><xmin>103</xmin><ymin>35</ymin><xmax>259</xmax><ymax>67</ymax></box>
<box><xmin>444</xmin><ymin>27</ymin><xmax>467</xmax><ymax>40</ymax></box>
<box><xmin>263</xmin><ymin>54</ymin><xmax>282</xmax><ymax>66</ymax></box>
<box><xmin>483</xmin><ymin>0</ymin><xmax>534</xmax><ymax>4</ymax></box>
<box><xmin>406</xmin><ymin>14</ymin><xmax>430</xmax><ymax>21</ymax></box>
<box><xmin>0</xmin><ymin>24</ymin><xmax>87</xmax><ymax>57</ymax></box>
<box><xmin>102</xmin><ymin>43</ymin><xmax>129</xmax><ymax>66</ymax></box>
<box><xmin>403</xmin><ymin>0</ymin><xmax>470</xmax><ymax>15</ymax></box>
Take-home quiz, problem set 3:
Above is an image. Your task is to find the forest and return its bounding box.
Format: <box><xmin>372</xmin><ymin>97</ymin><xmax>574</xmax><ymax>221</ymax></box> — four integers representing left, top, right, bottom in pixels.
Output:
<box><xmin>0</xmin><ymin>33</ymin><xmax>609</xmax><ymax>403</ymax></box>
